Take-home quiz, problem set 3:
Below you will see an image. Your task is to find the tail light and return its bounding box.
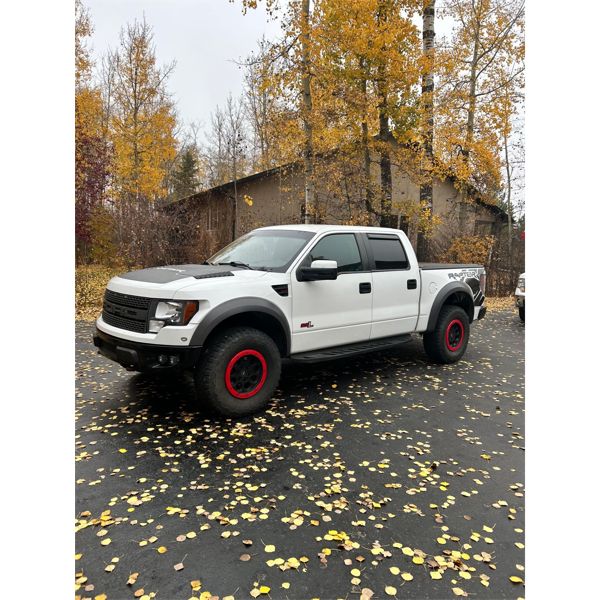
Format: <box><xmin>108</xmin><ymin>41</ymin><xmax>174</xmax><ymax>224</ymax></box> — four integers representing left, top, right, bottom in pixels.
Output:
<box><xmin>480</xmin><ymin>272</ymin><xmax>487</xmax><ymax>296</ymax></box>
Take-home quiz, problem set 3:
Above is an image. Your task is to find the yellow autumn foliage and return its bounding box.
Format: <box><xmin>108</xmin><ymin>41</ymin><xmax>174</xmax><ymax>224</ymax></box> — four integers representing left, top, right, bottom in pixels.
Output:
<box><xmin>109</xmin><ymin>20</ymin><xmax>178</xmax><ymax>204</ymax></box>
<box><xmin>442</xmin><ymin>235</ymin><xmax>495</xmax><ymax>265</ymax></box>
<box><xmin>76</xmin><ymin>265</ymin><xmax>128</xmax><ymax>321</ymax></box>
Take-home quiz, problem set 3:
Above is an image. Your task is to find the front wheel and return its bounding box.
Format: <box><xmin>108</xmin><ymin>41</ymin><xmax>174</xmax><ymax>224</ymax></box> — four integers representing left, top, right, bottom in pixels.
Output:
<box><xmin>195</xmin><ymin>326</ymin><xmax>281</xmax><ymax>417</ymax></box>
<box><xmin>518</xmin><ymin>306</ymin><xmax>525</xmax><ymax>322</ymax></box>
<box><xmin>423</xmin><ymin>305</ymin><xmax>470</xmax><ymax>364</ymax></box>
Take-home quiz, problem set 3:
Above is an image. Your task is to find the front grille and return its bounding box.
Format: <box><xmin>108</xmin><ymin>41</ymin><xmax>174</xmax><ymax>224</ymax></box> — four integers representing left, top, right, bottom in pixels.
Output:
<box><xmin>102</xmin><ymin>290</ymin><xmax>151</xmax><ymax>333</ymax></box>
<box><xmin>104</xmin><ymin>289</ymin><xmax>151</xmax><ymax>309</ymax></box>
<box><xmin>102</xmin><ymin>311</ymin><xmax>148</xmax><ymax>333</ymax></box>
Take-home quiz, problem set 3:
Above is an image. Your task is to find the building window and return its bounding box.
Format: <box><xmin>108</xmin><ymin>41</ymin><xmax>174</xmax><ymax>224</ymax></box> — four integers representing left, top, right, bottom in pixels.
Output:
<box><xmin>210</xmin><ymin>203</ymin><xmax>219</xmax><ymax>230</ymax></box>
<box><xmin>474</xmin><ymin>220</ymin><xmax>493</xmax><ymax>236</ymax></box>
<box><xmin>207</xmin><ymin>203</ymin><xmax>219</xmax><ymax>231</ymax></box>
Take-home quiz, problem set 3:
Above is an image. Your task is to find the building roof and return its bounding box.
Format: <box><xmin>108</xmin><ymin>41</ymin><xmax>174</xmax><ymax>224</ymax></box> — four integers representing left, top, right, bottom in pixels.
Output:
<box><xmin>167</xmin><ymin>157</ymin><xmax>508</xmax><ymax>222</ymax></box>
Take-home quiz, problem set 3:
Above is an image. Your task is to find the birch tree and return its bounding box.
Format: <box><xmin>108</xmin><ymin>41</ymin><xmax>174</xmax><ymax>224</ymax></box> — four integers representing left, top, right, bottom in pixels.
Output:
<box><xmin>436</xmin><ymin>0</ymin><xmax>524</xmax><ymax>197</ymax></box>
<box><xmin>416</xmin><ymin>0</ymin><xmax>435</xmax><ymax>260</ymax></box>
<box><xmin>108</xmin><ymin>19</ymin><xmax>178</xmax><ymax>205</ymax></box>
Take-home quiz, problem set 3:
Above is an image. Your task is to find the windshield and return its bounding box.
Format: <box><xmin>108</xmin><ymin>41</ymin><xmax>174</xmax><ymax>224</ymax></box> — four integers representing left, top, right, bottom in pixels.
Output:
<box><xmin>208</xmin><ymin>229</ymin><xmax>315</xmax><ymax>272</ymax></box>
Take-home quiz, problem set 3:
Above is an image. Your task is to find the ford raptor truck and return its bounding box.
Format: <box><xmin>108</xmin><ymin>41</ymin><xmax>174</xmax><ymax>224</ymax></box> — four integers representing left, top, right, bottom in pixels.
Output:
<box><xmin>94</xmin><ymin>225</ymin><xmax>487</xmax><ymax>416</ymax></box>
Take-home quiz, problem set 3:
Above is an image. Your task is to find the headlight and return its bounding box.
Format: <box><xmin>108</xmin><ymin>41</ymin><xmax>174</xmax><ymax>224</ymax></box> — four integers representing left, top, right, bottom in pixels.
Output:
<box><xmin>149</xmin><ymin>300</ymin><xmax>199</xmax><ymax>333</ymax></box>
<box><xmin>517</xmin><ymin>278</ymin><xmax>525</xmax><ymax>293</ymax></box>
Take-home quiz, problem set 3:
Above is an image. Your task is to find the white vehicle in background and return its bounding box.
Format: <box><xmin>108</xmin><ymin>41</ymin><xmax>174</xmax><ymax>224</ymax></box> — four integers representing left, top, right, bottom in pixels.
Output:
<box><xmin>94</xmin><ymin>225</ymin><xmax>487</xmax><ymax>416</ymax></box>
<box><xmin>515</xmin><ymin>273</ymin><xmax>525</xmax><ymax>321</ymax></box>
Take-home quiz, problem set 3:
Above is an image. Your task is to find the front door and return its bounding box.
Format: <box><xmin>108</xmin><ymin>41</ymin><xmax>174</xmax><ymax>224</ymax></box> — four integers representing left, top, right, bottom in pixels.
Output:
<box><xmin>290</xmin><ymin>233</ymin><xmax>373</xmax><ymax>354</ymax></box>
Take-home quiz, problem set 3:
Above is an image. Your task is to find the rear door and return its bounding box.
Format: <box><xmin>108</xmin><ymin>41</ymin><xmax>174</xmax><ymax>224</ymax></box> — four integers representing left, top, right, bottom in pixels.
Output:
<box><xmin>290</xmin><ymin>232</ymin><xmax>373</xmax><ymax>353</ymax></box>
<box><xmin>364</xmin><ymin>232</ymin><xmax>420</xmax><ymax>338</ymax></box>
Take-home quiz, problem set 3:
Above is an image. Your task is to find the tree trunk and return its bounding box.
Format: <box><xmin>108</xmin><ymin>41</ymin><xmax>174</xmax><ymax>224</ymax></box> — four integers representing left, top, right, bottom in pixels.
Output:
<box><xmin>417</xmin><ymin>0</ymin><xmax>436</xmax><ymax>261</ymax></box>
<box><xmin>359</xmin><ymin>59</ymin><xmax>375</xmax><ymax>221</ymax></box>
<box><xmin>232</xmin><ymin>157</ymin><xmax>238</xmax><ymax>240</ymax></box>
<box><xmin>503</xmin><ymin>128</ymin><xmax>513</xmax><ymax>273</ymax></box>
<box><xmin>300</xmin><ymin>0</ymin><xmax>315</xmax><ymax>224</ymax></box>
<box><xmin>362</xmin><ymin>119</ymin><xmax>375</xmax><ymax>219</ymax></box>
<box><xmin>378</xmin><ymin>99</ymin><xmax>394</xmax><ymax>228</ymax></box>
<box><xmin>463</xmin><ymin>9</ymin><xmax>481</xmax><ymax>161</ymax></box>
<box><xmin>374</xmin><ymin>1</ymin><xmax>394</xmax><ymax>228</ymax></box>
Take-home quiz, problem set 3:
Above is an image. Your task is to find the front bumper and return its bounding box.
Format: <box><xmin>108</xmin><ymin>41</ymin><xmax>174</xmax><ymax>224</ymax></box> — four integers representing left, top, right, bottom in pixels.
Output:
<box><xmin>93</xmin><ymin>328</ymin><xmax>203</xmax><ymax>372</ymax></box>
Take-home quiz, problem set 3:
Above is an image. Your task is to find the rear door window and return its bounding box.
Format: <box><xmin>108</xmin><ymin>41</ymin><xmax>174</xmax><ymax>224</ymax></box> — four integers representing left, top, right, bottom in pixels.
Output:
<box><xmin>369</xmin><ymin>235</ymin><xmax>409</xmax><ymax>270</ymax></box>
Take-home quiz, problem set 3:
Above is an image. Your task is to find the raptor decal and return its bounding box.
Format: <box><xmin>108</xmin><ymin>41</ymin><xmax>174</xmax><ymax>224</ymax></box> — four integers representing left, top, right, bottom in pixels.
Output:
<box><xmin>448</xmin><ymin>269</ymin><xmax>485</xmax><ymax>306</ymax></box>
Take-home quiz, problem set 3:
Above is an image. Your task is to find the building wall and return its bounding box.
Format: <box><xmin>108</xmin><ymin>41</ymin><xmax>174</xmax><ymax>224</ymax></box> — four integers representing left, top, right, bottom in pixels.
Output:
<box><xmin>178</xmin><ymin>156</ymin><xmax>504</xmax><ymax>258</ymax></box>
<box><xmin>172</xmin><ymin>191</ymin><xmax>233</xmax><ymax>262</ymax></box>
<box><xmin>235</xmin><ymin>166</ymin><xmax>305</xmax><ymax>236</ymax></box>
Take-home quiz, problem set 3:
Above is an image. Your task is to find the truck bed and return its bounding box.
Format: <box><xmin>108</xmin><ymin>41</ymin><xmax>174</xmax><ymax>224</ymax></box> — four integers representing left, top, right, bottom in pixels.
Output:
<box><xmin>419</xmin><ymin>263</ymin><xmax>482</xmax><ymax>270</ymax></box>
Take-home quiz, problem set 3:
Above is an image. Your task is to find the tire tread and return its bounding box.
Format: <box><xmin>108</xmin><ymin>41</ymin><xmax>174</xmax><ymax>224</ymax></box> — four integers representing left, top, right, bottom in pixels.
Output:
<box><xmin>423</xmin><ymin>305</ymin><xmax>470</xmax><ymax>364</ymax></box>
<box><xmin>195</xmin><ymin>326</ymin><xmax>281</xmax><ymax>417</ymax></box>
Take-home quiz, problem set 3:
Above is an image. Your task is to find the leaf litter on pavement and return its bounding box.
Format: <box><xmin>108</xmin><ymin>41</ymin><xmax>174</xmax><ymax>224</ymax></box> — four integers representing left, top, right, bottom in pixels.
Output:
<box><xmin>75</xmin><ymin>309</ymin><xmax>524</xmax><ymax>599</ymax></box>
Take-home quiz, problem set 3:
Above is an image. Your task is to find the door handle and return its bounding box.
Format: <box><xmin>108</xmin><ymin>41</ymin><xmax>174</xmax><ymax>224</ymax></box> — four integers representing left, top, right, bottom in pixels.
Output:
<box><xmin>407</xmin><ymin>279</ymin><xmax>417</xmax><ymax>290</ymax></box>
<box><xmin>359</xmin><ymin>282</ymin><xmax>371</xmax><ymax>294</ymax></box>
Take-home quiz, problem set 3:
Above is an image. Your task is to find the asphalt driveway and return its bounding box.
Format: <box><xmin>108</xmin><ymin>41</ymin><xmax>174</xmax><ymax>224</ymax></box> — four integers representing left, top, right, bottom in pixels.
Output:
<box><xmin>75</xmin><ymin>309</ymin><xmax>524</xmax><ymax>600</ymax></box>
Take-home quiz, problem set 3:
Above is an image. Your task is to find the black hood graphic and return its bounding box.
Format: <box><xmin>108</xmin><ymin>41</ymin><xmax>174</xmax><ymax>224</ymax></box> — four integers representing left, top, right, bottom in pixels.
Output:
<box><xmin>118</xmin><ymin>264</ymin><xmax>239</xmax><ymax>284</ymax></box>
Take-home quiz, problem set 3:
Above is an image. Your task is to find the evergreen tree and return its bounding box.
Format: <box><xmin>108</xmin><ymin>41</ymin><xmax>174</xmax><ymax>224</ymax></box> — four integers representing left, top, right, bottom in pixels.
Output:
<box><xmin>172</xmin><ymin>146</ymin><xmax>200</xmax><ymax>200</ymax></box>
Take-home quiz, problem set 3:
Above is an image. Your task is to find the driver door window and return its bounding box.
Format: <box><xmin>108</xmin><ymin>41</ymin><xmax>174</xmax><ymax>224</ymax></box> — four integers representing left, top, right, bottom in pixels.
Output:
<box><xmin>302</xmin><ymin>233</ymin><xmax>363</xmax><ymax>273</ymax></box>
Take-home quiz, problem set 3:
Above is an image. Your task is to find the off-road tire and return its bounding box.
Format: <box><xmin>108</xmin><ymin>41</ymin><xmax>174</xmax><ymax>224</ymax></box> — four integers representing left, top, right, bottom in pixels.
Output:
<box><xmin>518</xmin><ymin>306</ymin><xmax>525</xmax><ymax>322</ymax></box>
<box><xmin>195</xmin><ymin>326</ymin><xmax>281</xmax><ymax>417</ymax></box>
<box><xmin>423</xmin><ymin>305</ymin><xmax>470</xmax><ymax>364</ymax></box>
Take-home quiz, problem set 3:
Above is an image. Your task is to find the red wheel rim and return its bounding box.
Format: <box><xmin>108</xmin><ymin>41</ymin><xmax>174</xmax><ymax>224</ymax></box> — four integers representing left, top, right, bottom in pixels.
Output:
<box><xmin>445</xmin><ymin>319</ymin><xmax>464</xmax><ymax>351</ymax></box>
<box><xmin>225</xmin><ymin>349</ymin><xmax>268</xmax><ymax>399</ymax></box>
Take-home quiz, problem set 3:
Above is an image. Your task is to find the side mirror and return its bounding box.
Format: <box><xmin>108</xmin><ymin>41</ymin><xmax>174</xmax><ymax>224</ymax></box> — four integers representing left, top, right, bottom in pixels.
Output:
<box><xmin>298</xmin><ymin>259</ymin><xmax>338</xmax><ymax>281</ymax></box>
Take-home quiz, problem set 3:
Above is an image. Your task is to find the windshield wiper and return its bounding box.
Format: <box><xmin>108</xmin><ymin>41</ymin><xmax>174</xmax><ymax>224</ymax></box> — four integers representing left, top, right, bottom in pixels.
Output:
<box><xmin>217</xmin><ymin>261</ymin><xmax>254</xmax><ymax>270</ymax></box>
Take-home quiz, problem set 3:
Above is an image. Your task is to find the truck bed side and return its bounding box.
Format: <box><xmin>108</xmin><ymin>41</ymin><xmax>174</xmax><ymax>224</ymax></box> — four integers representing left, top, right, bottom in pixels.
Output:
<box><xmin>416</xmin><ymin>265</ymin><xmax>486</xmax><ymax>332</ymax></box>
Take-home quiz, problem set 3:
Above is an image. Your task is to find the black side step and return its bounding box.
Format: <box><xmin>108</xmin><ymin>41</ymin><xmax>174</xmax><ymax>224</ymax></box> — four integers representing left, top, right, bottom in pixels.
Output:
<box><xmin>288</xmin><ymin>334</ymin><xmax>412</xmax><ymax>364</ymax></box>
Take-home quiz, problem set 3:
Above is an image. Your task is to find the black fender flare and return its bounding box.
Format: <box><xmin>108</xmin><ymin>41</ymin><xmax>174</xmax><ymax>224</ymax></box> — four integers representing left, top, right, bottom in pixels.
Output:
<box><xmin>189</xmin><ymin>297</ymin><xmax>291</xmax><ymax>354</ymax></box>
<box><xmin>426</xmin><ymin>281</ymin><xmax>475</xmax><ymax>332</ymax></box>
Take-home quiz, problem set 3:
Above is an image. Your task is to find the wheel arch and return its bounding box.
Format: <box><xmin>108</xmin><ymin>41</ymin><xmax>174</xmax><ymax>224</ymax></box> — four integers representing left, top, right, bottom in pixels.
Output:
<box><xmin>190</xmin><ymin>297</ymin><xmax>290</xmax><ymax>357</ymax></box>
<box><xmin>426</xmin><ymin>282</ymin><xmax>475</xmax><ymax>332</ymax></box>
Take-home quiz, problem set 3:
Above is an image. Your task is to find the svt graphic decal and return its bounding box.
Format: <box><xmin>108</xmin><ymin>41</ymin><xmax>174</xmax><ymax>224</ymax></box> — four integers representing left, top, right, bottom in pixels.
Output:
<box><xmin>300</xmin><ymin>321</ymin><xmax>314</xmax><ymax>329</ymax></box>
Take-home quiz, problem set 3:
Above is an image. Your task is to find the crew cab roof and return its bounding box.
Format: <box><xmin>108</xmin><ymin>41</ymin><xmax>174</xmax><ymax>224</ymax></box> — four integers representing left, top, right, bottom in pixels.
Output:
<box><xmin>257</xmin><ymin>224</ymin><xmax>404</xmax><ymax>235</ymax></box>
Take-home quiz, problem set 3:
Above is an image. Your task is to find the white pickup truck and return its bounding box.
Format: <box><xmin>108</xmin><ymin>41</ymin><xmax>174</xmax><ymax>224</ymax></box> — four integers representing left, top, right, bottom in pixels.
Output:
<box><xmin>94</xmin><ymin>225</ymin><xmax>487</xmax><ymax>416</ymax></box>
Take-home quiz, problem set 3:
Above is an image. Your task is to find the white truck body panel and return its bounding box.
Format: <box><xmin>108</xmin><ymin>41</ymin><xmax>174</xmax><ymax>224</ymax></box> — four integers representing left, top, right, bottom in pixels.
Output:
<box><xmin>96</xmin><ymin>225</ymin><xmax>486</xmax><ymax>354</ymax></box>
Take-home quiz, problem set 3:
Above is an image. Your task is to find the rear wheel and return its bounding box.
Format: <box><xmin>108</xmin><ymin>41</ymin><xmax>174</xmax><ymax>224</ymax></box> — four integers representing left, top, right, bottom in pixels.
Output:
<box><xmin>423</xmin><ymin>305</ymin><xmax>470</xmax><ymax>364</ymax></box>
<box><xmin>195</xmin><ymin>326</ymin><xmax>281</xmax><ymax>417</ymax></box>
<box><xmin>518</xmin><ymin>306</ymin><xmax>525</xmax><ymax>322</ymax></box>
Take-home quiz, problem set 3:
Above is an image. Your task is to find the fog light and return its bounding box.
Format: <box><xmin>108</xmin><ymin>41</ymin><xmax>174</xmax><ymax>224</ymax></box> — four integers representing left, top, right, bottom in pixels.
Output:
<box><xmin>169</xmin><ymin>356</ymin><xmax>179</xmax><ymax>366</ymax></box>
<box><xmin>158</xmin><ymin>354</ymin><xmax>169</xmax><ymax>365</ymax></box>
<box><xmin>149</xmin><ymin>319</ymin><xmax>165</xmax><ymax>333</ymax></box>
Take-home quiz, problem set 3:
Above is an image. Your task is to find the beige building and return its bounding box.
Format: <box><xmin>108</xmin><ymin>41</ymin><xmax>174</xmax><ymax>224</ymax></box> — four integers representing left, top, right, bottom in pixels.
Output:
<box><xmin>166</xmin><ymin>156</ymin><xmax>507</xmax><ymax>261</ymax></box>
